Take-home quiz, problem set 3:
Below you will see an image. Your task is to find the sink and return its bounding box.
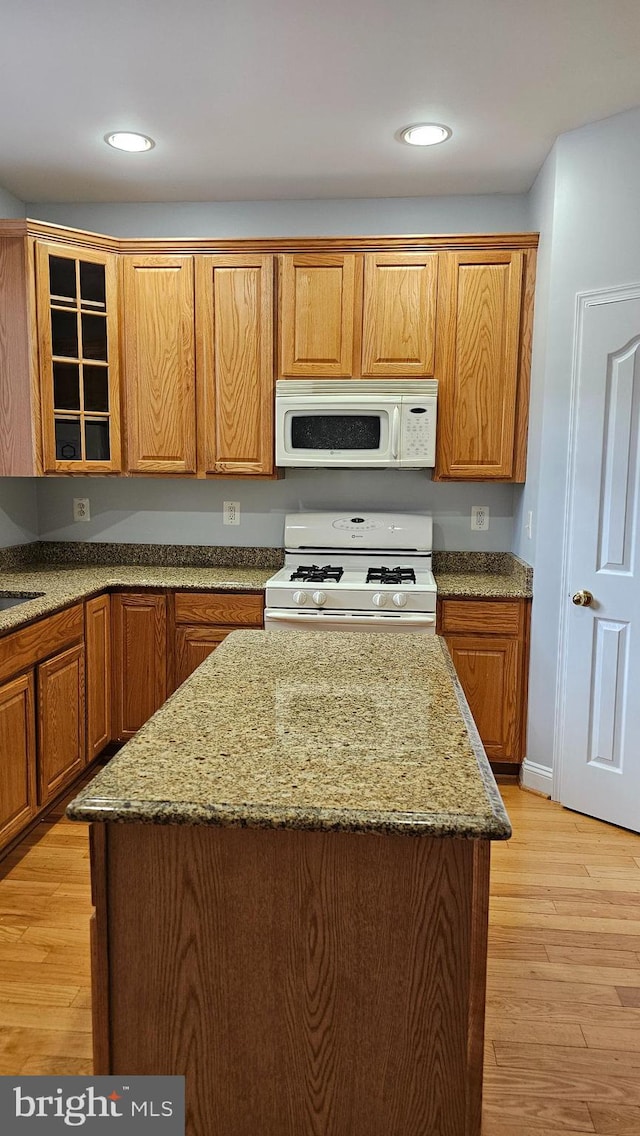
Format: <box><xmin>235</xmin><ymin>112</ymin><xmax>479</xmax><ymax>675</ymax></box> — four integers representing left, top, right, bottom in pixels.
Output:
<box><xmin>0</xmin><ymin>593</ymin><xmax>44</xmax><ymax>611</ymax></box>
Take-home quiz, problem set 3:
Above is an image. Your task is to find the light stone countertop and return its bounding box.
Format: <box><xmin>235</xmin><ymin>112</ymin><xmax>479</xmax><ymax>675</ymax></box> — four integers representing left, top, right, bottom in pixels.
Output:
<box><xmin>0</xmin><ymin>564</ymin><xmax>272</xmax><ymax>636</ymax></box>
<box><xmin>67</xmin><ymin>630</ymin><xmax>512</xmax><ymax>840</ymax></box>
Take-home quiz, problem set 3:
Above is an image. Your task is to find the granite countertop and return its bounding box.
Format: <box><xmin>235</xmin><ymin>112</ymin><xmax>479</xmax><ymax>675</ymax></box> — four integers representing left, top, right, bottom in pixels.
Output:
<box><xmin>67</xmin><ymin>630</ymin><xmax>511</xmax><ymax>840</ymax></box>
<box><xmin>0</xmin><ymin>564</ymin><xmax>273</xmax><ymax>636</ymax></box>
<box><xmin>433</xmin><ymin>552</ymin><xmax>533</xmax><ymax>600</ymax></box>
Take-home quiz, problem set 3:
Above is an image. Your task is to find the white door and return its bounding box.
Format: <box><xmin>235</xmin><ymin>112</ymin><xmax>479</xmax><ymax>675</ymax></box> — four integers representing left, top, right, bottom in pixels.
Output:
<box><xmin>560</xmin><ymin>287</ymin><xmax>640</xmax><ymax>831</ymax></box>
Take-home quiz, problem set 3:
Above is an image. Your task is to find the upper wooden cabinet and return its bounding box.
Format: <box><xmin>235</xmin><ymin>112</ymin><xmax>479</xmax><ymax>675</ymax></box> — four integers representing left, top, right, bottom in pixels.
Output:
<box><xmin>361</xmin><ymin>253</ymin><xmax>438</xmax><ymax>376</ymax></box>
<box><xmin>122</xmin><ymin>255</ymin><xmax>197</xmax><ymax>474</ymax></box>
<box><xmin>196</xmin><ymin>255</ymin><xmax>274</xmax><ymax>475</ymax></box>
<box><xmin>279</xmin><ymin>254</ymin><xmax>358</xmax><ymax>377</ymax></box>
<box><xmin>435</xmin><ymin>250</ymin><xmax>526</xmax><ymax>480</ymax></box>
<box><xmin>35</xmin><ymin>241</ymin><xmax>122</xmax><ymax>473</ymax></box>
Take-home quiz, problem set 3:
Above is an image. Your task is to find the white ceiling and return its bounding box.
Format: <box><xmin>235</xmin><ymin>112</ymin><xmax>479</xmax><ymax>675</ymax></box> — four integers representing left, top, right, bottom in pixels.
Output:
<box><xmin>2</xmin><ymin>0</ymin><xmax>640</xmax><ymax>203</ymax></box>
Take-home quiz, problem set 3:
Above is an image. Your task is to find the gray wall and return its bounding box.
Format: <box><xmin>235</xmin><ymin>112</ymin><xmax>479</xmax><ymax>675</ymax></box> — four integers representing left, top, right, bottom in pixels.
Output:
<box><xmin>36</xmin><ymin>473</ymin><xmax>515</xmax><ymax>551</ymax></box>
<box><xmin>26</xmin><ymin>194</ymin><xmax>530</xmax><ymax>238</ymax></box>
<box><xmin>513</xmin><ymin>104</ymin><xmax>640</xmax><ymax>774</ymax></box>
<box><xmin>0</xmin><ymin>184</ymin><xmax>24</xmax><ymax>218</ymax></box>
<box><xmin>0</xmin><ymin>480</ymin><xmax>38</xmax><ymax>547</ymax></box>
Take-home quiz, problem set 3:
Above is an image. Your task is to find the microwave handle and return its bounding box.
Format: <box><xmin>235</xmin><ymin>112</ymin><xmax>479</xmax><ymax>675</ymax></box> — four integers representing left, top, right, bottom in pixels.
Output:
<box><xmin>391</xmin><ymin>405</ymin><xmax>400</xmax><ymax>459</ymax></box>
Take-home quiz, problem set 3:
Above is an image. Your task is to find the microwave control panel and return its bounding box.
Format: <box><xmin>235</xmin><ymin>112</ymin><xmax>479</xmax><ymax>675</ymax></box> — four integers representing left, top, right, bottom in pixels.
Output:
<box><xmin>400</xmin><ymin>400</ymin><xmax>436</xmax><ymax>465</ymax></box>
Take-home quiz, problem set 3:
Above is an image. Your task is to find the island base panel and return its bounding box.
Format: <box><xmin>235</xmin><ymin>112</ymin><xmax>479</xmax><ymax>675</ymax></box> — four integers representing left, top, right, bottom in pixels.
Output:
<box><xmin>92</xmin><ymin>823</ymin><xmax>490</xmax><ymax>1136</ymax></box>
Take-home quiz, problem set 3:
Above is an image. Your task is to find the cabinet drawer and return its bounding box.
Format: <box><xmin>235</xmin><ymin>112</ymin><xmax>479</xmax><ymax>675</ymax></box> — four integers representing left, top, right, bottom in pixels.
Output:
<box><xmin>0</xmin><ymin>604</ymin><xmax>84</xmax><ymax>686</ymax></box>
<box><xmin>174</xmin><ymin>592</ymin><xmax>264</xmax><ymax>627</ymax></box>
<box><xmin>440</xmin><ymin>600</ymin><xmax>522</xmax><ymax>636</ymax></box>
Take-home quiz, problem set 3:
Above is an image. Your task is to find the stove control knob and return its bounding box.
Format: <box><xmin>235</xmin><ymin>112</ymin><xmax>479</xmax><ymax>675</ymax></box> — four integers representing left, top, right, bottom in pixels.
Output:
<box><xmin>392</xmin><ymin>592</ymin><xmax>408</xmax><ymax>608</ymax></box>
<box><xmin>372</xmin><ymin>592</ymin><xmax>387</xmax><ymax>607</ymax></box>
<box><xmin>293</xmin><ymin>590</ymin><xmax>308</xmax><ymax>605</ymax></box>
<box><xmin>312</xmin><ymin>590</ymin><xmax>327</xmax><ymax>606</ymax></box>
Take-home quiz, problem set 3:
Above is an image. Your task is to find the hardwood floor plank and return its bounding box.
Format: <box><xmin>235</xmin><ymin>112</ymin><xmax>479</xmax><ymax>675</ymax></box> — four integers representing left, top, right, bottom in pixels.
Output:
<box><xmin>481</xmin><ymin>1096</ymin><xmax>596</xmax><ymax>1132</ymax></box>
<box><xmin>587</xmin><ymin>1104</ymin><xmax>640</xmax><ymax>1134</ymax></box>
<box><xmin>582</xmin><ymin>1026</ymin><xmax>640</xmax><ymax>1052</ymax></box>
<box><xmin>484</xmin><ymin>1019</ymin><xmax>586</xmax><ymax>1047</ymax></box>
<box><xmin>545</xmin><ymin>945</ymin><xmax>640</xmax><ymax>969</ymax></box>
<box><xmin>488</xmin><ymin>959</ymin><xmax>640</xmax><ymax>988</ymax></box>
<box><xmin>616</xmin><ymin>986</ymin><xmax>640</xmax><ymax>1007</ymax></box>
<box><xmin>485</xmin><ymin>996</ymin><xmax>640</xmax><ymax>1028</ymax></box>
<box><xmin>490</xmin><ymin>911</ymin><xmax>640</xmax><ymax>936</ymax></box>
<box><xmin>484</xmin><ymin>1067</ymin><xmax>640</xmax><ymax>1105</ymax></box>
<box><xmin>485</xmin><ymin>976</ymin><xmax>621</xmax><ymax>1005</ymax></box>
<box><xmin>0</xmin><ymin>1004</ymin><xmax>91</xmax><ymax>1032</ymax></box>
<box><xmin>20</xmin><ymin>1056</ymin><xmax>93</xmax><ymax>1075</ymax></box>
<box><xmin>492</xmin><ymin>874</ymin><xmax>640</xmax><ymax>897</ymax></box>
<box><xmin>489</xmin><ymin>926</ymin><xmax>640</xmax><ymax>953</ymax></box>
<box><xmin>493</xmin><ymin>1040</ymin><xmax>640</xmax><ymax>1075</ymax></box>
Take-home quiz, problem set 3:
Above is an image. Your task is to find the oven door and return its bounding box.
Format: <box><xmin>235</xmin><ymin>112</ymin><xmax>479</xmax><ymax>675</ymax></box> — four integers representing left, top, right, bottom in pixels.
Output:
<box><xmin>275</xmin><ymin>400</ymin><xmax>396</xmax><ymax>467</ymax></box>
<box><xmin>264</xmin><ymin>609</ymin><xmax>436</xmax><ymax>634</ymax></box>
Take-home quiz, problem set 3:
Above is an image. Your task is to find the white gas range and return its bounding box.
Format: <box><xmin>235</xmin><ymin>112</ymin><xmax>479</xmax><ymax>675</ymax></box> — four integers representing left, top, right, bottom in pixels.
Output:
<box><xmin>265</xmin><ymin>512</ymin><xmax>437</xmax><ymax>634</ymax></box>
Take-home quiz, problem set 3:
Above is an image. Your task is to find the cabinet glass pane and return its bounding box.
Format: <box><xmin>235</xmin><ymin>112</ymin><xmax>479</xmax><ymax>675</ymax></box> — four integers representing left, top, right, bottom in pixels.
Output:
<box><xmin>53</xmin><ymin>362</ymin><xmax>80</xmax><ymax>410</ymax></box>
<box><xmin>85</xmin><ymin>419</ymin><xmax>110</xmax><ymax>461</ymax></box>
<box><xmin>55</xmin><ymin>418</ymin><xmax>82</xmax><ymax>461</ymax></box>
<box><xmin>81</xmin><ymin>313</ymin><xmax>107</xmax><ymax>361</ymax></box>
<box><xmin>49</xmin><ymin>256</ymin><xmax>76</xmax><ymax>305</ymax></box>
<box><xmin>80</xmin><ymin>261</ymin><xmax>106</xmax><ymax>309</ymax></box>
<box><xmin>83</xmin><ymin>365</ymin><xmax>109</xmax><ymax>412</ymax></box>
<box><xmin>51</xmin><ymin>310</ymin><xmax>78</xmax><ymax>358</ymax></box>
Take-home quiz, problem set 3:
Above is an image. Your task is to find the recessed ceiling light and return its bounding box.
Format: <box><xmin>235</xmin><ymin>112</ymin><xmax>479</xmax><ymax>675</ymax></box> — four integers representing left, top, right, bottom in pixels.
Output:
<box><xmin>104</xmin><ymin>131</ymin><xmax>155</xmax><ymax>153</ymax></box>
<box><xmin>398</xmin><ymin>123</ymin><xmax>452</xmax><ymax>147</ymax></box>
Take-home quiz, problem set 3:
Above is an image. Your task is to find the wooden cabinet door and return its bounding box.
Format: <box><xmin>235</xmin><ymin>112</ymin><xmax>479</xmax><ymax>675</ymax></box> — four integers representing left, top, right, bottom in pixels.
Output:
<box><xmin>36</xmin><ymin>241</ymin><xmax>121</xmax><ymax>473</ymax></box>
<box><xmin>445</xmin><ymin>635</ymin><xmax>520</xmax><ymax>761</ymax></box>
<box><xmin>362</xmin><ymin>253</ymin><xmax>438</xmax><ymax>376</ymax></box>
<box><xmin>279</xmin><ymin>254</ymin><xmax>358</xmax><ymax>377</ymax></box>
<box><xmin>112</xmin><ymin>593</ymin><xmax>167</xmax><ymax>740</ymax></box>
<box><xmin>86</xmin><ymin>594</ymin><xmax>111</xmax><ymax>760</ymax></box>
<box><xmin>196</xmin><ymin>255</ymin><xmax>274</xmax><ymax>475</ymax></box>
<box><xmin>175</xmin><ymin>626</ymin><xmax>230</xmax><ymax>688</ymax></box>
<box><xmin>37</xmin><ymin>644</ymin><xmax>85</xmax><ymax>806</ymax></box>
<box><xmin>435</xmin><ymin>250</ymin><xmax>524</xmax><ymax>479</ymax></box>
<box><xmin>0</xmin><ymin>672</ymin><xmax>37</xmax><ymax>850</ymax></box>
<box><xmin>123</xmin><ymin>256</ymin><xmax>196</xmax><ymax>474</ymax></box>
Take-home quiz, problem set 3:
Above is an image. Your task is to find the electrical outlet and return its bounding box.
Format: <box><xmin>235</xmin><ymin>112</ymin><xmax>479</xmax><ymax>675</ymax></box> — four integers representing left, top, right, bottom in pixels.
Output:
<box><xmin>525</xmin><ymin>510</ymin><xmax>533</xmax><ymax>540</ymax></box>
<box><xmin>223</xmin><ymin>501</ymin><xmax>240</xmax><ymax>526</ymax></box>
<box><xmin>471</xmin><ymin>505</ymin><xmax>489</xmax><ymax>532</ymax></box>
<box><xmin>73</xmin><ymin>498</ymin><xmax>91</xmax><ymax>522</ymax></box>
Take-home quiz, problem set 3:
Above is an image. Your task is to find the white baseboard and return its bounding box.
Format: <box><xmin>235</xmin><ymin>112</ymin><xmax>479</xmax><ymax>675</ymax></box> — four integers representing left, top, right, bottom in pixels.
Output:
<box><xmin>520</xmin><ymin>759</ymin><xmax>553</xmax><ymax>797</ymax></box>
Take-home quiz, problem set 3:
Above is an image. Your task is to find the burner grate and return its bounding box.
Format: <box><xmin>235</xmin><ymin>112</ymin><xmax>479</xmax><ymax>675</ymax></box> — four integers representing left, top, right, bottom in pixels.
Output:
<box><xmin>366</xmin><ymin>566</ymin><xmax>417</xmax><ymax>585</ymax></box>
<box><xmin>290</xmin><ymin>564</ymin><xmax>344</xmax><ymax>583</ymax></box>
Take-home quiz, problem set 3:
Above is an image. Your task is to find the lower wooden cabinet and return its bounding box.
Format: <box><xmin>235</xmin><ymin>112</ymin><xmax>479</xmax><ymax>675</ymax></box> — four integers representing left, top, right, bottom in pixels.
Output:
<box><xmin>439</xmin><ymin>598</ymin><xmax>530</xmax><ymax>766</ymax></box>
<box><xmin>86</xmin><ymin>594</ymin><xmax>111</xmax><ymax>760</ymax></box>
<box><xmin>0</xmin><ymin>672</ymin><xmax>37</xmax><ymax>849</ymax></box>
<box><xmin>111</xmin><ymin>593</ymin><xmax>168</xmax><ymax>741</ymax></box>
<box><xmin>175</xmin><ymin>626</ymin><xmax>231</xmax><ymax>687</ymax></box>
<box><xmin>173</xmin><ymin>590</ymin><xmax>264</xmax><ymax>689</ymax></box>
<box><xmin>37</xmin><ymin>643</ymin><xmax>86</xmax><ymax>806</ymax></box>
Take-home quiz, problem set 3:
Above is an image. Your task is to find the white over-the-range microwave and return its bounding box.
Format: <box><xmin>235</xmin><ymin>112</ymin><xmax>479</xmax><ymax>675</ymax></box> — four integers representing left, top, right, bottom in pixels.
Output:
<box><xmin>275</xmin><ymin>379</ymin><xmax>437</xmax><ymax>469</ymax></box>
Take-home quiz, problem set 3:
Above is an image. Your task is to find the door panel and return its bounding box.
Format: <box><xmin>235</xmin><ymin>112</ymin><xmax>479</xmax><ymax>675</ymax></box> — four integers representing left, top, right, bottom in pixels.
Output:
<box><xmin>112</xmin><ymin>593</ymin><xmax>167</xmax><ymax>740</ymax></box>
<box><xmin>196</xmin><ymin>256</ymin><xmax>274</xmax><ymax>474</ymax></box>
<box><xmin>435</xmin><ymin>251</ymin><xmax>523</xmax><ymax>479</ymax></box>
<box><xmin>279</xmin><ymin>254</ymin><xmax>357</xmax><ymax>377</ymax></box>
<box><xmin>38</xmin><ymin>644</ymin><xmax>85</xmax><ymax>806</ymax></box>
<box><xmin>561</xmin><ymin>291</ymin><xmax>640</xmax><ymax>830</ymax></box>
<box><xmin>362</xmin><ymin>253</ymin><xmax>438</xmax><ymax>376</ymax></box>
<box><xmin>445</xmin><ymin>636</ymin><xmax>519</xmax><ymax>760</ymax></box>
<box><xmin>123</xmin><ymin>256</ymin><xmax>196</xmax><ymax>473</ymax></box>
<box><xmin>86</xmin><ymin>594</ymin><xmax>111</xmax><ymax>760</ymax></box>
<box><xmin>0</xmin><ymin>672</ymin><xmax>37</xmax><ymax>849</ymax></box>
<box><xmin>175</xmin><ymin>626</ymin><xmax>230</xmax><ymax>687</ymax></box>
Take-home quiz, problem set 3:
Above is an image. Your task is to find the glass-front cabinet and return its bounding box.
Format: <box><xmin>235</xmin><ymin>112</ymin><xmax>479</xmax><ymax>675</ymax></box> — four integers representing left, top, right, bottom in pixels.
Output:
<box><xmin>36</xmin><ymin>242</ymin><xmax>121</xmax><ymax>472</ymax></box>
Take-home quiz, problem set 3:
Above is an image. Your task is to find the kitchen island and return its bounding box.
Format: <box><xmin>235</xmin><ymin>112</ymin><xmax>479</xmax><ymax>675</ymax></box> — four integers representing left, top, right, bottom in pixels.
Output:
<box><xmin>68</xmin><ymin>631</ymin><xmax>510</xmax><ymax>1136</ymax></box>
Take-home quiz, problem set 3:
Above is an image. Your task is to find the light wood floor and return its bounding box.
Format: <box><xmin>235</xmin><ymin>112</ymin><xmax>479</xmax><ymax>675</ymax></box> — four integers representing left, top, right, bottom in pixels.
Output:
<box><xmin>1</xmin><ymin>785</ymin><xmax>640</xmax><ymax>1134</ymax></box>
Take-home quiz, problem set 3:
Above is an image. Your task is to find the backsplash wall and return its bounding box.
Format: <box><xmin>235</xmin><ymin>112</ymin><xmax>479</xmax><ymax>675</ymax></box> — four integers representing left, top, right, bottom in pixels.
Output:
<box><xmin>0</xmin><ymin>479</ymin><xmax>38</xmax><ymax>547</ymax></box>
<box><xmin>35</xmin><ymin>473</ymin><xmax>515</xmax><ymax>551</ymax></box>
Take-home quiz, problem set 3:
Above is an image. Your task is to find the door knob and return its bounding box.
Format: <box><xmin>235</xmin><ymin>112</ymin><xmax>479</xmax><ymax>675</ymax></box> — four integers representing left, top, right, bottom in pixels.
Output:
<box><xmin>572</xmin><ymin>589</ymin><xmax>594</xmax><ymax>607</ymax></box>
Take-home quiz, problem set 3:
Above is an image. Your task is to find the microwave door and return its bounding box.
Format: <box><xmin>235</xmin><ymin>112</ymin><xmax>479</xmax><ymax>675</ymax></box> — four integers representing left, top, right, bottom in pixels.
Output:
<box><xmin>279</xmin><ymin>405</ymin><xmax>393</xmax><ymax>466</ymax></box>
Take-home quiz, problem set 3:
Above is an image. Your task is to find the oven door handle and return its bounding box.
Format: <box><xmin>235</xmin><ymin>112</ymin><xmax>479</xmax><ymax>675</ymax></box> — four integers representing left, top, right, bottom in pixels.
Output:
<box><xmin>391</xmin><ymin>405</ymin><xmax>400</xmax><ymax>459</ymax></box>
<box><xmin>264</xmin><ymin>610</ymin><xmax>436</xmax><ymax>627</ymax></box>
